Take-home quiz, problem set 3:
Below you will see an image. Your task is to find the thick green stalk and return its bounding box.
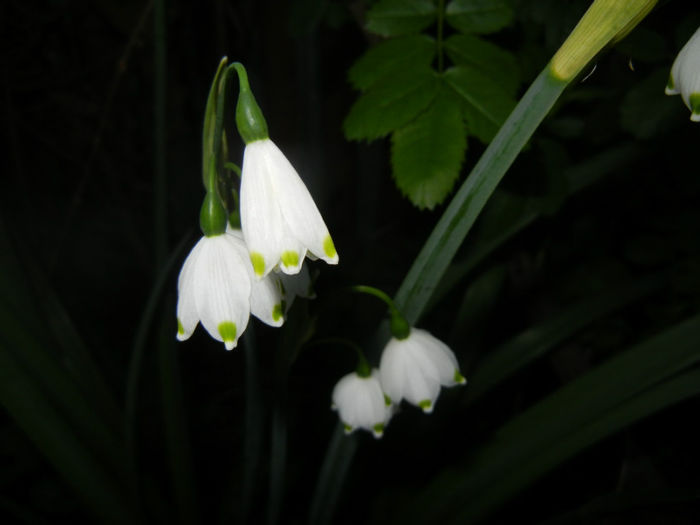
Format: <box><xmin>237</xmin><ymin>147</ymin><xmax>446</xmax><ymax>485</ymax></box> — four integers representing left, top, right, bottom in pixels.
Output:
<box><xmin>394</xmin><ymin>67</ymin><xmax>567</xmax><ymax>323</ymax></box>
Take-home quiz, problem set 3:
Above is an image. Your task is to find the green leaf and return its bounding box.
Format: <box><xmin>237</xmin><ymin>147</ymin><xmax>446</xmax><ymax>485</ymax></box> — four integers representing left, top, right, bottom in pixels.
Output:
<box><xmin>444</xmin><ymin>65</ymin><xmax>516</xmax><ymax>143</ymax></box>
<box><xmin>400</xmin><ymin>313</ymin><xmax>700</xmax><ymax>523</ymax></box>
<box><xmin>620</xmin><ymin>68</ymin><xmax>682</xmax><ymax>140</ymax></box>
<box><xmin>348</xmin><ymin>35</ymin><xmax>436</xmax><ymax>91</ymax></box>
<box><xmin>391</xmin><ymin>91</ymin><xmax>466</xmax><ymax>209</ymax></box>
<box><xmin>344</xmin><ymin>66</ymin><xmax>437</xmax><ymax>141</ymax></box>
<box><xmin>365</xmin><ymin>0</ymin><xmax>437</xmax><ymax>37</ymax></box>
<box><xmin>443</xmin><ymin>34</ymin><xmax>519</xmax><ymax>96</ymax></box>
<box><xmin>445</xmin><ymin>0</ymin><xmax>514</xmax><ymax>34</ymax></box>
<box><xmin>466</xmin><ymin>275</ymin><xmax>663</xmax><ymax>403</ymax></box>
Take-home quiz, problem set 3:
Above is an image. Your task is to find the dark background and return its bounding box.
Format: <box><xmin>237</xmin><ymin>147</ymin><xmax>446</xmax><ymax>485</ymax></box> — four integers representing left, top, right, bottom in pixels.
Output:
<box><xmin>2</xmin><ymin>0</ymin><xmax>700</xmax><ymax>523</ymax></box>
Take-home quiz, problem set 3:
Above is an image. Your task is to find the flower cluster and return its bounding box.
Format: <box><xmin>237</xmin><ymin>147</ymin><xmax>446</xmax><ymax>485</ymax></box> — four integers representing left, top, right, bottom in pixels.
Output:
<box><xmin>176</xmin><ymin>60</ymin><xmax>336</xmax><ymax>351</ymax></box>
<box><xmin>331</xmin><ymin>327</ymin><xmax>466</xmax><ymax>438</ymax></box>
<box><xmin>666</xmin><ymin>26</ymin><xmax>700</xmax><ymax>121</ymax></box>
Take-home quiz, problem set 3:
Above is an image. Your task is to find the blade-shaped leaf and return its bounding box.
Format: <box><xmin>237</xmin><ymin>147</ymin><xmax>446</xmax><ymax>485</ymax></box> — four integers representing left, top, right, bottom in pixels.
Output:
<box><xmin>366</xmin><ymin>0</ymin><xmax>437</xmax><ymax>37</ymax></box>
<box><xmin>398</xmin><ymin>313</ymin><xmax>700</xmax><ymax>524</ymax></box>
<box><xmin>348</xmin><ymin>35</ymin><xmax>436</xmax><ymax>91</ymax></box>
<box><xmin>443</xmin><ymin>34</ymin><xmax>520</xmax><ymax>96</ymax></box>
<box><xmin>391</xmin><ymin>91</ymin><xmax>467</xmax><ymax>209</ymax></box>
<box><xmin>444</xmin><ymin>65</ymin><xmax>516</xmax><ymax>143</ymax></box>
<box><xmin>465</xmin><ymin>275</ymin><xmax>664</xmax><ymax>402</ymax></box>
<box><xmin>344</xmin><ymin>66</ymin><xmax>438</xmax><ymax>141</ymax></box>
<box><xmin>445</xmin><ymin>0</ymin><xmax>514</xmax><ymax>34</ymax></box>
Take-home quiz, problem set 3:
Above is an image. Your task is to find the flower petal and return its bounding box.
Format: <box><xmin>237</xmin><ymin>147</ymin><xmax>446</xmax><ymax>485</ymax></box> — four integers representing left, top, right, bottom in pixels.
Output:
<box><xmin>261</xmin><ymin>139</ymin><xmax>339</xmax><ymax>266</ymax></box>
<box><xmin>240</xmin><ymin>140</ymin><xmax>286</xmax><ymax>278</ymax></box>
<box><xmin>176</xmin><ymin>238</ymin><xmax>204</xmax><ymax>341</ymax></box>
<box><xmin>193</xmin><ymin>235</ymin><xmax>251</xmax><ymax>350</ymax></box>
<box><xmin>410</xmin><ymin>328</ymin><xmax>463</xmax><ymax>386</ymax></box>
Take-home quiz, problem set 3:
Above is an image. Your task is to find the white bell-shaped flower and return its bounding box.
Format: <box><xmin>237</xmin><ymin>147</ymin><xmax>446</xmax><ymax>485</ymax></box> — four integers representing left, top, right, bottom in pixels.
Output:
<box><xmin>332</xmin><ymin>369</ymin><xmax>392</xmax><ymax>438</ymax></box>
<box><xmin>240</xmin><ymin>138</ymin><xmax>339</xmax><ymax>278</ymax></box>
<box><xmin>666</xmin><ymin>26</ymin><xmax>700</xmax><ymax>121</ymax></box>
<box><xmin>379</xmin><ymin>328</ymin><xmax>466</xmax><ymax>413</ymax></box>
<box><xmin>176</xmin><ymin>234</ymin><xmax>252</xmax><ymax>350</ymax></box>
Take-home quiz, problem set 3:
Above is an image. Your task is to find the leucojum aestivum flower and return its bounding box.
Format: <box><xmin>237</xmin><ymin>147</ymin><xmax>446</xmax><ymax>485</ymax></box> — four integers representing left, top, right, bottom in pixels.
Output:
<box><xmin>175</xmin><ymin>59</ymin><xmax>337</xmax><ymax>350</ymax></box>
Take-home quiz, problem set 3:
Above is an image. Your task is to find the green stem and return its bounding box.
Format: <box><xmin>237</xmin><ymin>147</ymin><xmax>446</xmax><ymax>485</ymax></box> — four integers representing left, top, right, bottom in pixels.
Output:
<box><xmin>436</xmin><ymin>0</ymin><xmax>445</xmax><ymax>73</ymax></box>
<box><xmin>153</xmin><ymin>0</ymin><xmax>167</xmax><ymax>268</ymax></box>
<box><xmin>394</xmin><ymin>66</ymin><xmax>567</xmax><ymax>323</ymax></box>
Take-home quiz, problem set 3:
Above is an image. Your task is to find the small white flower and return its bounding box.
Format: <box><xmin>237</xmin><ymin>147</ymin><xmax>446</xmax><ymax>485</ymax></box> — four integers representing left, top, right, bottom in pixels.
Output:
<box><xmin>379</xmin><ymin>328</ymin><xmax>466</xmax><ymax>413</ymax></box>
<box><xmin>240</xmin><ymin>138</ymin><xmax>338</xmax><ymax>278</ymax></box>
<box><xmin>666</xmin><ymin>26</ymin><xmax>700</xmax><ymax>121</ymax></box>
<box><xmin>176</xmin><ymin>234</ymin><xmax>252</xmax><ymax>350</ymax></box>
<box><xmin>332</xmin><ymin>369</ymin><xmax>392</xmax><ymax>438</ymax></box>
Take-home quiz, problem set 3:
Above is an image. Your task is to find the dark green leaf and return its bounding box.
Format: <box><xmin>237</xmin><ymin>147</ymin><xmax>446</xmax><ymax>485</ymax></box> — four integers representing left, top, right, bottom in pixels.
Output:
<box><xmin>444</xmin><ymin>65</ymin><xmax>516</xmax><ymax>143</ymax></box>
<box><xmin>620</xmin><ymin>68</ymin><xmax>683</xmax><ymax>140</ymax></box>
<box><xmin>444</xmin><ymin>34</ymin><xmax>520</xmax><ymax>96</ymax></box>
<box><xmin>399</xmin><ymin>313</ymin><xmax>700</xmax><ymax>524</ymax></box>
<box><xmin>348</xmin><ymin>35</ymin><xmax>436</xmax><ymax>91</ymax></box>
<box><xmin>445</xmin><ymin>0</ymin><xmax>514</xmax><ymax>34</ymax></box>
<box><xmin>466</xmin><ymin>275</ymin><xmax>664</xmax><ymax>402</ymax></box>
<box><xmin>344</xmin><ymin>66</ymin><xmax>437</xmax><ymax>141</ymax></box>
<box><xmin>366</xmin><ymin>0</ymin><xmax>436</xmax><ymax>37</ymax></box>
<box><xmin>391</xmin><ymin>91</ymin><xmax>467</xmax><ymax>209</ymax></box>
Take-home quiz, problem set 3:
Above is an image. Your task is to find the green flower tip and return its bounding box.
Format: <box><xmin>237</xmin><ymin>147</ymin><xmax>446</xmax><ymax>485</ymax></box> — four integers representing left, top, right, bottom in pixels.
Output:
<box><xmin>176</xmin><ymin>318</ymin><xmax>185</xmax><ymax>336</ymax></box>
<box><xmin>232</xmin><ymin>62</ymin><xmax>269</xmax><ymax>144</ymax></box>
<box><xmin>250</xmin><ymin>252</ymin><xmax>266</xmax><ymax>277</ymax></box>
<box><xmin>454</xmin><ymin>370</ymin><xmax>467</xmax><ymax>385</ymax></box>
<box><xmin>384</xmin><ymin>394</ymin><xmax>392</xmax><ymax>406</ymax></box>
<box><xmin>281</xmin><ymin>250</ymin><xmax>300</xmax><ymax>269</ymax></box>
<box><xmin>418</xmin><ymin>399</ymin><xmax>433</xmax><ymax>413</ymax></box>
<box><xmin>343</xmin><ymin>423</ymin><xmax>353</xmax><ymax>434</ymax></box>
<box><xmin>272</xmin><ymin>303</ymin><xmax>284</xmax><ymax>322</ymax></box>
<box><xmin>218</xmin><ymin>321</ymin><xmax>238</xmax><ymax>350</ymax></box>
<box><xmin>372</xmin><ymin>423</ymin><xmax>385</xmax><ymax>438</ymax></box>
<box><xmin>690</xmin><ymin>93</ymin><xmax>700</xmax><ymax>122</ymax></box>
<box><xmin>323</xmin><ymin>235</ymin><xmax>337</xmax><ymax>259</ymax></box>
<box><xmin>665</xmin><ymin>74</ymin><xmax>675</xmax><ymax>95</ymax></box>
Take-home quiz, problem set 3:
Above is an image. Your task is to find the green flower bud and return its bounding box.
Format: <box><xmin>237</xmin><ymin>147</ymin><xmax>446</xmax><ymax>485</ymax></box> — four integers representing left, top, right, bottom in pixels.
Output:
<box><xmin>231</xmin><ymin>62</ymin><xmax>269</xmax><ymax>144</ymax></box>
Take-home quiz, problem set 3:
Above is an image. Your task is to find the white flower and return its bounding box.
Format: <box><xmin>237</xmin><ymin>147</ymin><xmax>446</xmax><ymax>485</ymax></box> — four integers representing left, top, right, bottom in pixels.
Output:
<box><xmin>666</xmin><ymin>26</ymin><xmax>700</xmax><ymax>121</ymax></box>
<box><xmin>176</xmin><ymin>231</ymin><xmax>285</xmax><ymax>350</ymax></box>
<box><xmin>240</xmin><ymin>138</ymin><xmax>338</xmax><ymax>278</ymax></box>
<box><xmin>379</xmin><ymin>328</ymin><xmax>466</xmax><ymax>413</ymax></box>
<box><xmin>331</xmin><ymin>369</ymin><xmax>392</xmax><ymax>438</ymax></box>
<box><xmin>176</xmin><ymin>234</ymin><xmax>252</xmax><ymax>350</ymax></box>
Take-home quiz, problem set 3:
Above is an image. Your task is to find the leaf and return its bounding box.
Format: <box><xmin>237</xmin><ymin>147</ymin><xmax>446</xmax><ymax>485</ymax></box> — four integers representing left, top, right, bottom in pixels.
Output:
<box><xmin>391</xmin><ymin>91</ymin><xmax>467</xmax><ymax>209</ymax></box>
<box><xmin>348</xmin><ymin>35</ymin><xmax>436</xmax><ymax>91</ymax></box>
<box><xmin>443</xmin><ymin>34</ymin><xmax>519</xmax><ymax>96</ymax></box>
<box><xmin>445</xmin><ymin>0</ymin><xmax>514</xmax><ymax>34</ymax></box>
<box><xmin>405</xmin><ymin>313</ymin><xmax>700</xmax><ymax>524</ymax></box>
<box><xmin>620</xmin><ymin>68</ymin><xmax>683</xmax><ymax>140</ymax></box>
<box><xmin>365</xmin><ymin>0</ymin><xmax>437</xmax><ymax>37</ymax></box>
<box><xmin>444</xmin><ymin>65</ymin><xmax>516</xmax><ymax>143</ymax></box>
<box><xmin>344</xmin><ymin>66</ymin><xmax>437</xmax><ymax>141</ymax></box>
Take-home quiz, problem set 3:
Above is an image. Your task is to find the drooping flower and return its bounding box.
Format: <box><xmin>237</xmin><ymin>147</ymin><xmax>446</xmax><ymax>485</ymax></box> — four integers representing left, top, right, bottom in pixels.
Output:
<box><xmin>232</xmin><ymin>62</ymin><xmax>338</xmax><ymax>278</ymax></box>
<box><xmin>666</xmin><ymin>26</ymin><xmax>700</xmax><ymax>121</ymax></box>
<box><xmin>176</xmin><ymin>234</ymin><xmax>252</xmax><ymax>350</ymax></box>
<box><xmin>379</xmin><ymin>328</ymin><xmax>466</xmax><ymax>413</ymax></box>
<box><xmin>332</xmin><ymin>369</ymin><xmax>392</xmax><ymax>438</ymax></box>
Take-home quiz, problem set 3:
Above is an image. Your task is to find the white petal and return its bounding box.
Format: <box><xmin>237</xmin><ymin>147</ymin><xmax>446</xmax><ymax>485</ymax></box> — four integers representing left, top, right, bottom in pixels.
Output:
<box><xmin>261</xmin><ymin>139</ymin><xmax>339</xmax><ymax>266</ymax></box>
<box><xmin>410</xmin><ymin>329</ymin><xmax>463</xmax><ymax>386</ymax></box>
<box><xmin>240</xmin><ymin>140</ymin><xmax>286</xmax><ymax>279</ymax></box>
<box><xmin>176</xmin><ymin>238</ymin><xmax>204</xmax><ymax>341</ymax></box>
<box><xmin>193</xmin><ymin>235</ymin><xmax>251</xmax><ymax>350</ymax></box>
